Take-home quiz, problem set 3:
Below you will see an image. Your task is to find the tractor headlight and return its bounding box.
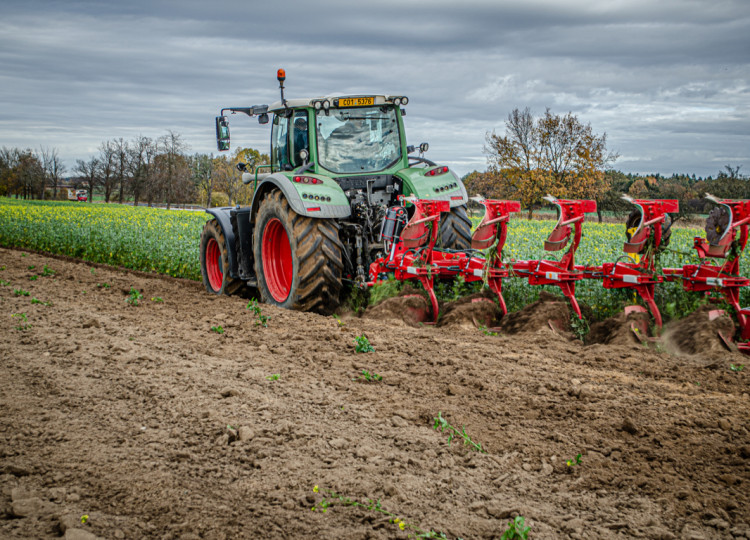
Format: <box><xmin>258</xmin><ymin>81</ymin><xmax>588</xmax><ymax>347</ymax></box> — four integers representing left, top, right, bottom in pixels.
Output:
<box><xmin>394</xmin><ymin>97</ymin><xmax>402</xmax><ymax>106</ymax></box>
<box><xmin>314</xmin><ymin>101</ymin><xmax>322</xmax><ymax>110</ymax></box>
<box><xmin>401</xmin><ymin>96</ymin><xmax>409</xmax><ymax>105</ymax></box>
<box><xmin>322</xmin><ymin>100</ymin><xmax>331</xmax><ymax>110</ymax></box>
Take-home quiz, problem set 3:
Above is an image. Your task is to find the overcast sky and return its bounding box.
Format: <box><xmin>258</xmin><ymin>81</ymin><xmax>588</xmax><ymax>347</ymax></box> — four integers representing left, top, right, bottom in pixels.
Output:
<box><xmin>1</xmin><ymin>0</ymin><xmax>748</xmax><ymax>179</ymax></box>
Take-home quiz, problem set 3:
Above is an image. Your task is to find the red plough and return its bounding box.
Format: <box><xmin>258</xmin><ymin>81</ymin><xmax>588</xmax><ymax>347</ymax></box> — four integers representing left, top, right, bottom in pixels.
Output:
<box><xmin>579</xmin><ymin>196</ymin><xmax>678</xmax><ymax>329</ymax></box>
<box><xmin>369</xmin><ymin>193</ymin><xmax>750</xmax><ymax>353</ymax></box>
<box><xmin>460</xmin><ymin>196</ymin><xmax>521</xmax><ymax>317</ymax></box>
<box><xmin>508</xmin><ymin>196</ymin><xmax>596</xmax><ymax>319</ymax></box>
<box><xmin>663</xmin><ymin>194</ymin><xmax>750</xmax><ymax>353</ymax></box>
<box><xmin>370</xmin><ymin>196</ymin><xmax>462</xmax><ymax>323</ymax></box>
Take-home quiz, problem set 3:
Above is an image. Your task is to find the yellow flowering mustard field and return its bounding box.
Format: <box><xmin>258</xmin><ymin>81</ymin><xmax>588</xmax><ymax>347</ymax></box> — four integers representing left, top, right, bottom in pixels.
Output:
<box><xmin>0</xmin><ymin>198</ymin><xmax>207</xmax><ymax>280</ymax></box>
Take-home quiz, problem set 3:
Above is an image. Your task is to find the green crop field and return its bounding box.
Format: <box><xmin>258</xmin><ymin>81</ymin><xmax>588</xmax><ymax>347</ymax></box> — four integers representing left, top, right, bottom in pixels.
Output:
<box><xmin>1</xmin><ymin>197</ymin><xmax>746</xmax><ymax>322</ymax></box>
<box><xmin>0</xmin><ymin>198</ymin><xmax>206</xmax><ymax>280</ymax></box>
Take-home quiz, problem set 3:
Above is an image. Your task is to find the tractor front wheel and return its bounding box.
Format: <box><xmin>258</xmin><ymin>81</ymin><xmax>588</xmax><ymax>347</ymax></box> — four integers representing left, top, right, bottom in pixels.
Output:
<box><xmin>437</xmin><ymin>205</ymin><xmax>472</xmax><ymax>250</ymax></box>
<box><xmin>253</xmin><ymin>190</ymin><xmax>344</xmax><ymax>314</ymax></box>
<box><xmin>200</xmin><ymin>219</ymin><xmax>242</xmax><ymax>295</ymax></box>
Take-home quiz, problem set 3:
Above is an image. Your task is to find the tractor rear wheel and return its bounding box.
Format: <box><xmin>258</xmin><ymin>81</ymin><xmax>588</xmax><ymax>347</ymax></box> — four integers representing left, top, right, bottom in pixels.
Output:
<box><xmin>200</xmin><ymin>219</ymin><xmax>243</xmax><ymax>295</ymax></box>
<box><xmin>437</xmin><ymin>205</ymin><xmax>472</xmax><ymax>250</ymax></box>
<box><xmin>253</xmin><ymin>190</ymin><xmax>344</xmax><ymax>314</ymax></box>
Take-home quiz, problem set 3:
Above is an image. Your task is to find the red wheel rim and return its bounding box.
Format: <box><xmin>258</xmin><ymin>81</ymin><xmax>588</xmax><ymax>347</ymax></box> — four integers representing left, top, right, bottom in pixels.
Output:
<box><xmin>206</xmin><ymin>237</ymin><xmax>223</xmax><ymax>291</ymax></box>
<box><xmin>262</xmin><ymin>218</ymin><xmax>293</xmax><ymax>302</ymax></box>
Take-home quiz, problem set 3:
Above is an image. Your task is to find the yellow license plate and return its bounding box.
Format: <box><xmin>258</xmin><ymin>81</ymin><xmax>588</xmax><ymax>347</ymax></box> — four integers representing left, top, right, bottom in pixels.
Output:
<box><xmin>338</xmin><ymin>97</ymin><xmax>374</xmax><ymax>107</ymax></box>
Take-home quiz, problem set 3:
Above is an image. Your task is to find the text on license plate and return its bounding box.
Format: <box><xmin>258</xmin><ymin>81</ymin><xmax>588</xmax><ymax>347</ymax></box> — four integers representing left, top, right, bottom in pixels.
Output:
<box><xmin>338</xmin><ymin>97</ymin><xmax>374</xmax><ymax>107</ymax></box>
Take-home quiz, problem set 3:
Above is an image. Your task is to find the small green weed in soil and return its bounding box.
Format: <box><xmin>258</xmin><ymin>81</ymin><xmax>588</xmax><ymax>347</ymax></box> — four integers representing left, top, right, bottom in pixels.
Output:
<box><xmin>28</xmin><ymin>275</ymin><xmax>38</xmax><ymax>281</ymax></box>
<box><xmin>311</xmin><ymin>486</ymin><xmax>460</xmax><ymax>539</ymax></box>
<box><xmin>126</xmin><ymin>287</ymin><xmax>142</xmax><ymax>306</ymax></box>
<box><xmin>730</xmin><ymin>363</ymin><xmax>745</xmax><ymax>373</ymax></box>
<box><xmin>353</xmin><ymin>369</ymin><xmax>382</xmax><ymax>382</ymax></box>
<box><xmin>210</xmin><ymin>325</ymin><xmax>224</xmax><ymax>334</ymax></box>
<box><xmin>97</xmin><ymin>283</ymin><xmax>111</xmax><ymax>289</ymax></box>
<box><xmin>478</xmin><ymin>325</ymin><xmax>498</xmax><ymax>336</ymax></box>
<box><xmin>266</xmin><ymin>374</ymin><xmax>280</xmax><ymax>381</ymax></box>
<box><xmin>246</xmin><ymin>299</ymin><xmax>270</xmax><ymax>327</ymax></box>
<box><xmin>30</xmin><ymin>298</ymin><xmax>52</xmax><ymax>306</ymax></box>
<box><xmin>433</xmin><ymin>412</ymin><xmax>486</xmax><ymax>453</ymax></box>
<box><xmin>13</xmin><ymin>288</ymin><xmax>30</xmax><ymax>297</ymax></box>
<box><xmin>12</xmin><ymin>313</ymin><xmax>31</xmax><ymax>331</ymax></box>
<box><xmin>27</xmin><ymin>265</ymin><xmax>35</xmax><ymax>271</ymax></box>
<box><xmin>0</xmin><ymin>280</ymin><xmax>9</xmax><ymax>287</ymax></box>
<box><xmin>354</xmin><ymin>335</ymin><xmax>375</xmax><ymax>353</ymax></box>
<box><xmin>566</xmin><ymin>453</ymin><xmax>583</xmax><ymax>467</ymax></box>
<box><xmin>41</xmin><ymin>265</ymin><xmax>55</xmax><ymax>277</ymax></box>
<box><xmin>151</xmin><ymin>296</ymin><xmax>164</xmax><ymax>303</ymax></box>
<box><xmin>500</xmin><ymin>516</ymin><xmax>531</xmax><ymax>540</ymax></box>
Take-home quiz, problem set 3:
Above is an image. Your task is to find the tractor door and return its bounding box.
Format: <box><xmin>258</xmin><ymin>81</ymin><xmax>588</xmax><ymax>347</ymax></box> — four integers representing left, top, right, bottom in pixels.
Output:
<box><xmin>291</xmin><ymin>110</ymin><xmax>309</xmax><ymax>168</ymax></box>
<box><xmin>271</xmin><ymin>113</ymin><xmax>291</xmax><ymax>171</ymax></box>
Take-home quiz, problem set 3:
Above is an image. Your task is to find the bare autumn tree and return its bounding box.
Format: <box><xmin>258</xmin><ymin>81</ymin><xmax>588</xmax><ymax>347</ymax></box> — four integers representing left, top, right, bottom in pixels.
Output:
<box><xmin>155</xmin><ymin>130</ymin><xmax>190</xmax><ymax>209</ymax></box>
<box><xmin>128</xmin><ymin>135</ymin><xmax>156</xmax><ymax>206</ymax></box>
<box><xmin>74</xmin><ymin>156</ymin><xmax>99</xmax><ymax>202</ymax></box>
<box><xmin>39</xmin><ymin>146</ymin><xmax>66</xmax><ymax>200</ymax></box>
<box><xmin>98</xmin><ymin>141</ymin><xmax>117</xmax><ymax>203</ymax></box>
<box><xmin>485</xmin><ymin>108</ymin><xmax>616</xmax><ymax>219</ymax></box>
<box><xmin>111</xmin><ymin>138</ymin><xmax>130</xmax><ymax>204</ymax></box>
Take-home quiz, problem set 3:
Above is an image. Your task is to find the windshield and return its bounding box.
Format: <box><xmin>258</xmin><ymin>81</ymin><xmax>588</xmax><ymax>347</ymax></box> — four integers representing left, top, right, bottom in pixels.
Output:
<box><xmin>316</xmin><ymin>106</ymin><xmax>401</xmax><ymax>174</ymax></box>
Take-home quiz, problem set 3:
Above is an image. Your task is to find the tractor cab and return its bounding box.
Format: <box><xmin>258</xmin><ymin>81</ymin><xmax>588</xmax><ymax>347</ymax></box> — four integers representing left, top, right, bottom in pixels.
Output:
<box><xmin>217</xmin><ymin>100</ymin><xmax>409</xmax><ymax>179</ymax></box>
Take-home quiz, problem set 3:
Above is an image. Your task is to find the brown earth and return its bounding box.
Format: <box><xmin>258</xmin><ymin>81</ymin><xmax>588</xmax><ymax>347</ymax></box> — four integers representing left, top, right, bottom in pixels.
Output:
<box><xmin>1</xmin><ymin>246</ymin><xmax>749</xmax><ymax>540</ymax></box>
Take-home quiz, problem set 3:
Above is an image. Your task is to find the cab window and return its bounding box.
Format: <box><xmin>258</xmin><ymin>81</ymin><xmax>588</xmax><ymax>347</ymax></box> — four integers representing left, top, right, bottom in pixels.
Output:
<box><xmin>271</xmin><ymin>114</ymin><xmax>290</xmax><ymax>170</ymax></box>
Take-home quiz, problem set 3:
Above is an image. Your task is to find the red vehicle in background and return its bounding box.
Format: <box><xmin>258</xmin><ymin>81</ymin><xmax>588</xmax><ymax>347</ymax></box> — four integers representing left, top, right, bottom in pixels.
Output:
<box><xmin>76</xmin><ymin>190</ymin><xmax>88</xmax><ymax>202</ymax></box>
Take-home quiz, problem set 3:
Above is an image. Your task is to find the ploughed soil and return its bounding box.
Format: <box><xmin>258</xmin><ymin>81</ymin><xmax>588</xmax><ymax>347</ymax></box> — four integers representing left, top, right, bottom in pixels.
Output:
<box><xmin>1</xmin><ymin>247</ymin><xmax>749</xmax><ymax>540</ymax></box>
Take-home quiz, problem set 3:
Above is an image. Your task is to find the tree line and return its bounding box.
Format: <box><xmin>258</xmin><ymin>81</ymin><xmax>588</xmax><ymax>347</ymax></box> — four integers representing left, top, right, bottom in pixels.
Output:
<box><xmin>465</xmin><ymin>107</ymin><xmax>749</xmax><ymax>221</ymax></box>
<box><xmin>0</xmin><ymin>132</ymin><xmax>269</xmax><ymax>208</ymax></box>
<box><xmin>2</xmin><ymin>111</ymin><xmax>747</xmax><ymax>215</ymax></box>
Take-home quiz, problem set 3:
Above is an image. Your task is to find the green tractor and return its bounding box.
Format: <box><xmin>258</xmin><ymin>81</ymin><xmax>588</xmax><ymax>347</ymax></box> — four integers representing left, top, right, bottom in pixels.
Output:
<box><xmin>201</xmin><ymin>68</ymin><xmax>470</xmax><ymax>314</ymax></box>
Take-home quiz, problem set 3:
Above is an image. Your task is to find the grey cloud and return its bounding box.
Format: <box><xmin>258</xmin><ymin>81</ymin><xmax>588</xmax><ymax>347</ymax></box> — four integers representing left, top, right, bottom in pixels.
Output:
<box><xmin>0</xmin><ymin>0</ymin><xmax>748</xmax><ymax>179</ymax></box>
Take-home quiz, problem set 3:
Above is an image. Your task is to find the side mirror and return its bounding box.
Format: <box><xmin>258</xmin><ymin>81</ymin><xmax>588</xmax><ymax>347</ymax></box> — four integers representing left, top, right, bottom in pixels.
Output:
<box><xmin>259</xmin><ymin>113</ymin><xmax>269</xmax><ymax>125</ymax></box>
<box><xmin>216</xmin><ymin>116</ymin><xmax>230</xmax><ymax>151</ymax></box>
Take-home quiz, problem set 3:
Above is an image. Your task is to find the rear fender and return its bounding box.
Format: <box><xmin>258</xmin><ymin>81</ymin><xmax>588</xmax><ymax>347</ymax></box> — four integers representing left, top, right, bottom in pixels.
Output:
<box><xmin>395</xmin><ymin>167</ymin><xmax>468</xmax><ymax>207</ymax></box>
<box><xmin>250</xmin><ymin>173</ymin><xmax>351</xmax><ymax>219</ymax></box>
<box><xmin>205</xmin><ymin>207</ymin><xmax>240</xmax><ymax>279</ymax></box>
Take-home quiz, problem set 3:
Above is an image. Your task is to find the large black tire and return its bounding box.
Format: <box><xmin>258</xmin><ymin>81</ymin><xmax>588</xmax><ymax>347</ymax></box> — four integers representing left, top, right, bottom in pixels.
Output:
<box><xmin>626</xmin><ymin>209</ymin><xmax>672</xmax><ymax>250</ymax></box>
<box><xmin>437</xmin><ymin>205</ymin><xmax>472</xmax><ymax>250</ymax></box>
<box><xmin>200</xmin><ymin>219</ymin><xmax>243</xmax><ymax>295</ymax></box>
<box><xmin>253</xmin><ymin>190</ymin><xmax>344</xmax><ymax>314</ymax></box>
